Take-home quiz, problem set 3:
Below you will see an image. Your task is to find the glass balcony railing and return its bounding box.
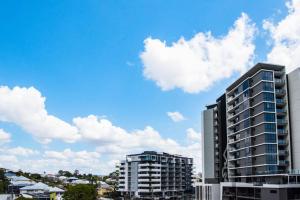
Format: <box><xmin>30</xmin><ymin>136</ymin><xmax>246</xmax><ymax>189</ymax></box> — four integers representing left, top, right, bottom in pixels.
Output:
<box><xmin>277</xmin><ymin>119</ymin><xmax>287</xmax><ymax>124</ymax></box>
<box><xmin>278</xmin><ymin>140</ymin><xmax>288</xmax><ymax>145</ymax></box>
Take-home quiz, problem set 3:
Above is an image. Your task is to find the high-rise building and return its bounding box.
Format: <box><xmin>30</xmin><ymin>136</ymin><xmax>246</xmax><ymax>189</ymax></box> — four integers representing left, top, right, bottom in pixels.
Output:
<box><xmin>117</xmin><ymin>151</ymin><xmax>193</xmax><ymax>199</ymax></box>
<box><xmin>202</xmin><ymin>94</ymin><xmax>227</xmax><ymax>184</ymax></box>
<box><xmin>226</xmin><ymin>63</ymin><xmax>291</xmax><ymax>182</ymax></box>
<box><xmin>200</xmin><ymin>63</ymin><xmax>300</xmax><ymax>200</ymax></box>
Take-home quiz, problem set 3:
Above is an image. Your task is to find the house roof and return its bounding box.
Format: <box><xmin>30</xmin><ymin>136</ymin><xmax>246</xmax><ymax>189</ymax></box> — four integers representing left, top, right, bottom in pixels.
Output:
<box><xmin>10</xmin><ymin>175</ymin><xmax>30</xmax><ymax>181</ymax></box>
<box><xmin>20</xmin><ymin>182</ymin><xmax>49</xmax><ymax>191</ymax></box>
<box><xmin>20</xmin><ymin>182</ymin><xmax>64</xmax><ymax>193</ymax></box>
<box><xmin>0</xmin><ymin>194</ymin><xmax>12</xmax><ymax>200</ymax></box>
<box><xmin>10</xmin><ymin>180</ymin><xmax>35</xmax><ymax>186</ymax></box>
<box><xmin>49</xmin><ymin>186</ymin><xmax>64</xmax><ymax>193</ymax></box>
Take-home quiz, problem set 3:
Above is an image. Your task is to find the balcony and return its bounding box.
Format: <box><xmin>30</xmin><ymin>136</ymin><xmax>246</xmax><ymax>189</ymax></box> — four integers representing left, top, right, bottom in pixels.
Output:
<box><xmin>275</xmin><ymin>89</ymin><xmax>286</xmax><ymax>97</ymax></box>
<box><xmin>276</xmin><ymin>98</ymin><xmax>286</xmax><ymax>106</ymax></box>
<box><xmin>275</xmin><ymin>78</ymin><xmax>285</xmax><ymax>86</ymax></box>
<box><xmin>278</xmin><ymin>129</ymin><xmax>288</xmax><ymax>136</ymax></box>
<box><xmin>278</xmin><ymin>150</ymin><xmax>289</xmax><ymax>156</ymax></box>
<box><xmin>277</xmin><ymin>119</ymin><xmax>288</xmax><ymax>125</ymax></box>
<box><xmin>277</xmin><ymin>109</ymin><xmax>286</xmax><ymax>116</ymax></box>
<box><xmin>274</xmin><ymin>70</ymin><xmax>284</xmax><ymax>77</ymax></box>
<box><xmin>279</xmin><ymin>160</ymin><xmax>289</xmax><ymax>166</ymax></box>
<box><xmin>278</xmin><ymin>140</ymin><xmax>288</xmax><ymax>146</ymax></box>
<box><xmin>138</xmin><ymin>173</ymin><xmax>160</xmax><ymax>177</ymax></box>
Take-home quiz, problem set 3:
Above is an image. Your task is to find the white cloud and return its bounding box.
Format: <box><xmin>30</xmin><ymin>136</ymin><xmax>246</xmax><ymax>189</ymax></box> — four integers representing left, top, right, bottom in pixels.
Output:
<box><xmin>0</xmin><ymin>129</ymin><xmax>11</xmax><ymax>144</ymax></box>
<box><xmin>264</xmin><ymin>0</ymin><xmax>300</xmax><ymax>72</ymax></box>
<box><xmin>186</xmin><ymin>128</ymin><xmax>201</xmax><ymax>142</ymax></box>
<box><xmin>0</xmin><ymin>86</ymin><xmax>81</xmax><ymax>143</ymax></box>
<box><xmin>75</xmin><ymin>115</ymin><xmax>202</xmax><ymax>172</ymax></box>
<box><xmin>167</xmin><ymin>111</ymin><xmax>186</xmax><ymax>122</ymax></box>
<box><xmin>5</xmin><ymin>147</ymin><xmax>39</xmax><ymax>157</ymax></box>
<box><xmin>140</xmin><ymin>13</ymin><xmax>256</xmax><ymax>93</ymax></box>
<box><xmin>0</xmin><ymin>147</ymin><xmax>105</xmax><ymax>174</ymax></box>
<box><xmin>0</xmin><ymin>86</ymin><xmax>202</xmax><ymax>173</ymax></box>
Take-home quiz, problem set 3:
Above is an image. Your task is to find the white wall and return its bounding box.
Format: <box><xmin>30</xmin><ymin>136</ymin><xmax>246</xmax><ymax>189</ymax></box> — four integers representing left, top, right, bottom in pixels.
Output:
<box><xmin>288</xmin><ymin>68</ymin><xmax>300</xmax><ymax>171</ymax></box>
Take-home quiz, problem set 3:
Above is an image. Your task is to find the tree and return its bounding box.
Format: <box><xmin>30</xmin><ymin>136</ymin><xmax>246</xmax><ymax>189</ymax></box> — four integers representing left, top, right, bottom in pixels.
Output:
<box><xmin>63</xmin><ymin>184</ymin><xmax>97</xmax><ymax>200</ymax></box>
<box><xmin>0</xmin><ymin>169</ymin><xmax>9</xmax><ymax>193</ymax></box>
<box><xmin>74</xmin><ymin>169</ymin><xmax>79</xmax><ymax>176</ymax></box>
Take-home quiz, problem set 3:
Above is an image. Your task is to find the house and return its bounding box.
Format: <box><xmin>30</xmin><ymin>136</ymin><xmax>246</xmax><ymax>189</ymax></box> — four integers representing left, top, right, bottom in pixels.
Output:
<box><xmin>98</xmin><ymin>181</ymin><xmax>114</xmax><ymax>197</ymax></box>
<box><xmin>20</xmin><ymin>182</ymin><xmax>64</xmax><ymax>200</ymax></box>
<box><xmin>8</xmin><ymin>180</ymin><xmax>35</xmax><ymax>194</ymax></box>
<box><xmin>0</xmin><ymin>194</ymin><xmax>13</xmax><ymax>200</ymax></box>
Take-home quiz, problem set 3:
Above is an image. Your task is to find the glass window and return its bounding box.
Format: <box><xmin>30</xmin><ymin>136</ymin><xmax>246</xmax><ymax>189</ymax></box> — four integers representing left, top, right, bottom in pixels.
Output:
<box><xmin>264</xmin><ymin>92</ymin><xmax>275</xmax><ymax>102</ymax></box>
<box><xmin>265</xmin><ymin>134</ymin><xmax>276</xmax><ymax>143</ymax></box>
<box><xmin>261</xmin><ymin>71</ymin><xmax>273</xmax><ymax>81</ymax></box>
<box><xmin>244</xmin><ymin>119</ymin><xmax>250</xmax><ymax>128</ymax></box>
<box><xmin>243</xmin><ymin>80</ymin><xmax>249</xmax><ymax>91</ymax></box>
<box><xmin>266</xmin><ymin>144</ymin><xmax>277</xmax><ymax>153</ymax></box>
<box><xmin>243</xmin><ymin>109</ymin><xmax>250</xmax><ymax>119</ymax></box>
<box><xmin>264</xmin><ymin>102</ymin><xmax>275</xmax><ymax>112</ymax></box>
<box><xmin>266</xmin><ymin>155</ymin><xmax>277</xmax><ymax>164</ymax></box>
<box><xmin>265</xmin><ymin>113</ymin><xmax>276</xmax><ymax>122</ymax></box>
<box><xmin>265</xmin><ymin>123</ymin><xmax>276</xmax><ymax>132</ymax></box>
<box><xmin>263</xmin><ymin>82</ymin><xmax>274</xmax><ymax>91</ymax></box>
<box><xmin>266</xmin><ymin>165</ymin><xmax>277</xmax><ymax>173</ymax></box>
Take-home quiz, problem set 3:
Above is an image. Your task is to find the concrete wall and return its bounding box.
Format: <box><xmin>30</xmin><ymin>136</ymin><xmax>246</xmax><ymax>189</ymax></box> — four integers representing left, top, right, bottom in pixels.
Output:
<box><xmin>202</xmin><ymin>109</ymin><xmax>215</xmax><ymax>182</ymax></box>
<box><xmin>288</xmin><ymin>68</ymin><xmax>300</xmax><ymax>170</ymax></box>
<box><xmin>130</xmin><ymin>162</ymin><xmax>138</xmax><ymax>191</ymax></box>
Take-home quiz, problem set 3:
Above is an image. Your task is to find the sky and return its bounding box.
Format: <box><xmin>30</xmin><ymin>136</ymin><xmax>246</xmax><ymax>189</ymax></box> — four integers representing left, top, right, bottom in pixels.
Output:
<box><xmin>0</xmin><ymin>0</ymin><xmax>300</xmax><ymax>175</ymax></box>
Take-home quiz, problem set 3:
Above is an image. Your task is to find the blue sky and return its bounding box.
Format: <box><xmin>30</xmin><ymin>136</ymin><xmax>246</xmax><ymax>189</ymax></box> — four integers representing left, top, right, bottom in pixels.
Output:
<box><xmin>0</xmin><ymin>0</ymin><xmax>299</xmax><ymax>174</ymax></box>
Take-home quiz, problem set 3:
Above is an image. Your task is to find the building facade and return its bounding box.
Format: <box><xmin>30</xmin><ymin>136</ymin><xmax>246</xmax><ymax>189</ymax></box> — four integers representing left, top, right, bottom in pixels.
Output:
<box><xmin>117</xmin><ymin>151</ymin><xmax>193</xmax><ymax>199</ymax></box>
<box><xmin>200</xmin><ymin>63</ymin><xmax>300</xmax><ymax>200</ymax></box>
<box><xmin>226</xmin><ymin>63</ymin><xmax>291</xmax><ymax>183</ymax></box>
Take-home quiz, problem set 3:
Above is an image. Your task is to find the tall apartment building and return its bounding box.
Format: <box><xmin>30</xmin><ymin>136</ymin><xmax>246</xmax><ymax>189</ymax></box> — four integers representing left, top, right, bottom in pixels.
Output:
<box><xmin>200</xmin><ymin>63</ymin><xmax>300</xmax><ymax>200</ymax></box>
<box><xmin>201</xmin><ymin>94</ymin><xmax>227</xmax><ymax>199</ymax></box>
<box><xmin>117</xmin><ymin>151</ymin><xmax>193</xmax><ymax>199</ymax></box>
<box><xmin>226</xmin><ymin>63</ymin><xmax>291</xmax><ymax>183</ymax></box>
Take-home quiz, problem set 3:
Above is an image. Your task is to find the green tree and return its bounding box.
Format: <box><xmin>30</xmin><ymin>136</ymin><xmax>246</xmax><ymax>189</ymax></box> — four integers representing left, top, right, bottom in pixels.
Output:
<box><xmin>63</xmin><ymin>184</ymin><xmax>97</xmax><ymax>200</ymax></box>
<box><xmin>0</xmin><ymin>169</ymin><xmax>9</xmax><ymax>193</ymax></box>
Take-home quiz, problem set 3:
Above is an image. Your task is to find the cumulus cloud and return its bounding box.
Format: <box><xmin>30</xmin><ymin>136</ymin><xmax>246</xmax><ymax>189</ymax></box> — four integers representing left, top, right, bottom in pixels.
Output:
<box><xmin>0</xmin><ymin>129</ymin><xmax>11</xmax><ymax>144</ymax></box>
<box><xmin>74</xmin><ymin>115</ymin><xmax>183</xmax><ymax>152</ymax></box>
<box><xmin>167</xmin><ymin>111</ymin><xmax>186</xmax><ymax>122</ymax></box>
<box><xmin>5</xmin><ymin>146</ymin><xmax>39</xmax><ymax>157</ymax></box>
<box><xmin>140</xmin><ymin>13</ymin><xmax>256</xmax><ymax>93</ymax></box>
<box><xmin>0</xmin><ymin>86</ymin><xmax>80</xmax><ymax>143</ymax></box>
<box><xmin>264</xmin><ymin>0</ymin><xmax>300</xmax><ymax>72</ymax></box>
<box><xmin>186</xmin><ymin>128</ymin><xmax>201</xmax><ymax>142</ymax></box>
<box><xmin>0</xmin><ymin>86</ymin><xmax>202</xmax><ymax>173</ymax></box>
<box><xmin>0</xmin><ymin>147</ymin><xmax>105</xmax><ymax>174</ymax></box>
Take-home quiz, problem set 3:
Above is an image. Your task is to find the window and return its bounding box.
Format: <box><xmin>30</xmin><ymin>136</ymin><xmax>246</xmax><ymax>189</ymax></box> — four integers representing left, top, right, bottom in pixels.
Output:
<box><xmin>266</xmin><ymin>155</ymin><xmax>277</xmax><ymax>164</ymax></box>
<box><xmin>264</xmin><ymin>92</ymin><xmax>275</xmax><ymax>101</ymax></box>
<box><xmin>263</xmin><ymin>82</ymin><xmax>274</xmax><ymax>91</ymax></box>
<box><xmin>243</xmin><ymin>80</ymin><xmax>249</xmax><ymax>91</ymax></box>
<box><xmin>243</xmin><ymin>90</ymin><xmax>249</xmax><ymax>98</ymax></box>
<box><xmin>265</xmin><ymin>134</ymin><xmax>276</xmax><ymax>143</ymax></box>
<box><xmin>243</xmin><ymin>119</ymin><xmax>250</xmax><ymax>128</ymax></box>
<box><xmin>264</xmin><ymin>102</ymin><xmax>275</xmax><ymax>112</ymax></box>
<box><xmin>265</xmin><ymin>113</ymin><xmax>276</xmax><ymax>122</ymax></box>
<box><xmin>242</xmin><ymin>101</ymin><xmax>250</xmax><ymax>110</ymax></box>
<box><xmin>266</xmin><ymin>144</ymin><xmax>277</xmax><ymax>153</ymax></box>
<box><xmin>261</xmin><ymin>71</ymin><xmax>273</xmax><ymax>81</ymax></box>
<box><xmin>243</xmin><ymin>109</ymin><xmax>250</xmax><ymax>119</ymax></box>
<box><xmin>266</xmin><ymin>165</ymin><xmax>277</xmax><ymax>173</ymax></box>
<box><xmin>265</xmin><ymin>123</ymin><xmax>276</xmax><ymax>132</ymax></box>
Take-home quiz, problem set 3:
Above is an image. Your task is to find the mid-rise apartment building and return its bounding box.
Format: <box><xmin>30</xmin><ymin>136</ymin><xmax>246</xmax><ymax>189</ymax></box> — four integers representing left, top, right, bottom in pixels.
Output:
<box><xmin>202</xmin><ymin>94</ymin><xmax>227</xmax><ymax>184</ymax></box>
<box><xmin>117</xmin><ymin>151</ymin><xmax>193</xmax><ymax>199</ymax></box>
<box><xmin>200</xmin><ymin>63</ymin><xmax>300</xmax><ymax>200</ymax></box>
